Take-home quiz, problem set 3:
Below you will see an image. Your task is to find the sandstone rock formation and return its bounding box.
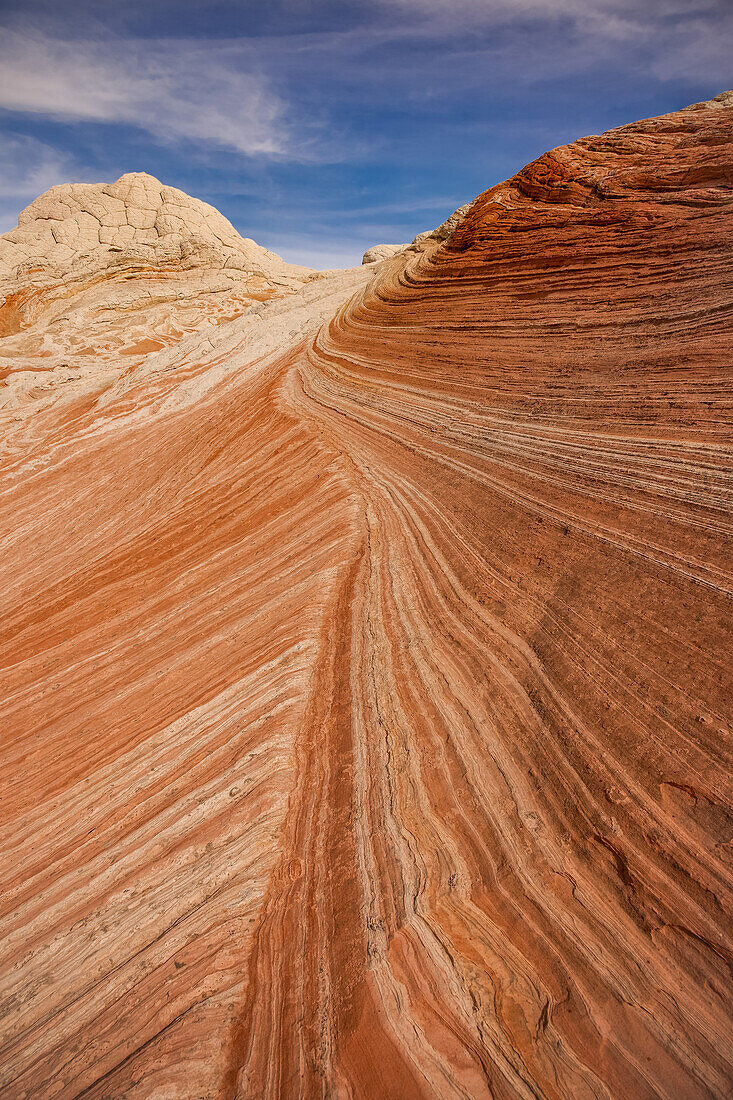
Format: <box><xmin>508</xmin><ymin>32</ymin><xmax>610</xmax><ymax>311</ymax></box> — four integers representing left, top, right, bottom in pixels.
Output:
<box><xmin>362</xmin><ymin>202</ymin><xmax>473</xmax><ymax>264</ymax></box>
<box><xmin>411</xmin><ymin>199</ymin><xmax>474</xmax><ymax>245</ymax></box>
<box><xmin>1</xmin><ymin>96</ymin><xmax>732</xmax><ymax>1100</ymax></box>
<box><xmin>0</xmin><ymin>171</ymin><xmax>309</xmax><ymax>288</ymax></box>
<box><xmin>362</xmin><ymin>243</ymin><xmax>408</xmax><ymax>264</ymax></box>
<box><xmin>0</xmin><ymin>172</ymin><xmax>313</xmax><ymax>423</ymax></box>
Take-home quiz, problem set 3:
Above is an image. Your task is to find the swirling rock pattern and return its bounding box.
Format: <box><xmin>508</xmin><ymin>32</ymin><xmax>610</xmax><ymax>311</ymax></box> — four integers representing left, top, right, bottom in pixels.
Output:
<box><xmin>1</xmin><ymin>96</ymin><xmax>732</xmax><ymax>1098</ymax></box>
<box><xmin>0</xmin><ymin>172</ymin><xmax>312</xmax><ymax>431</ymax></box>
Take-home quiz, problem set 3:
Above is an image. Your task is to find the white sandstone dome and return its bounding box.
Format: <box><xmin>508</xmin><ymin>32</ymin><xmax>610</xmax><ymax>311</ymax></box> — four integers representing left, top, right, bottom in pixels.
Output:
<box><xmin>0</xmin><ymin>172</ymin><xmax>311</xmax><ymax>290</ymax></box>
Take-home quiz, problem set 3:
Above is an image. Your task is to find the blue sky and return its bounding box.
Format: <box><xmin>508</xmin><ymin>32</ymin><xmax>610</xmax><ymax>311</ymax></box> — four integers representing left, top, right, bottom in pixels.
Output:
<box><xmin>0</xmin><ymin>0</ymin><xmax>731</xmax><ymax>267</ymax></box>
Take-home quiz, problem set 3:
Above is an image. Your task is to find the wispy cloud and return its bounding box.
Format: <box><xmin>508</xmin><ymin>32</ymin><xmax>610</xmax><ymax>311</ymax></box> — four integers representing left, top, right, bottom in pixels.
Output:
<box><xmin>0</xmin><ymin>30</ymin><xmax>288</xmax><ymax>156</ymax></box>
<box><xmin>0</xmin><ymin>0</ymin><xmax>730</xmax><ymax>262</ymax></box>
<box><xmin>386</xmin><ymin>0</ymin><xmax>722</xmax><ymax>33</ymax></box>
<box><xmin>378</xmin><ymin>0</ymin><xmax>733</xmax><ymax>85</ymax></box>
<box><xmin>0</xmin><ymin>3</ymin><xmax>729</xmax><ymax>166</ymax></box>
<box><xmin>0</xmin><ymin>134</ymin><xmax>78</xmax><ymax>199</ymax></box>
<box><xmin>0</xmin><ymin>134</ymin><xmax>87</xmax><ymax>231</ymax></box>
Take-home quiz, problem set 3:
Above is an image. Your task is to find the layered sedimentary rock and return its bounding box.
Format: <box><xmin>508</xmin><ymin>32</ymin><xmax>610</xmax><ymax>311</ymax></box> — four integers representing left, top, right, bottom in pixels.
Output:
<box><xmin>1</xmin><ymin>95</ymin><xmax>732</xmax><ymax>1099</ymax></box>
<box><xmin>0</xmin><ymin>172</ymin><xmax>312</xmax><ymax>425</ymax></box>
<box><xmin>362</xmin><ymin>201</ymin><xmax>473</xmax><ymax>264</ymax></box>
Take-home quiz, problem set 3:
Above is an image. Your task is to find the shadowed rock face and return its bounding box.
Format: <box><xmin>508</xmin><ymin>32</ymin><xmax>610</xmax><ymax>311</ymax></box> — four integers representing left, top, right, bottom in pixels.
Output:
<box><xmin>1</xmin><ymin>98</ymin><xmax>732</xmax><ymax>1099</ymax></box>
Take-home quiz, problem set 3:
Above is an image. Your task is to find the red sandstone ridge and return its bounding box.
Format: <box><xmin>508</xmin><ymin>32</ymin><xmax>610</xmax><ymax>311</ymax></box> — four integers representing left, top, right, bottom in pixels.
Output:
<box><xmin>1</xmin><ymin>96</ymin><xmax>732</xmax><ymax>1099</ymax></box>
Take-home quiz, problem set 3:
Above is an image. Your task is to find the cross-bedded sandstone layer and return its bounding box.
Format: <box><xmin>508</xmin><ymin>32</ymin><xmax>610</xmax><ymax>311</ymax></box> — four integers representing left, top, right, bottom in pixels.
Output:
<box><xmin>1</xmin><ymin>96</ymin><xmax>732</xmax><ymax>1099</ymax></box>
<box><xmin>0</xmin><ymin>172</ymin><xmax>312</xmax><ymax>434</ymax></box>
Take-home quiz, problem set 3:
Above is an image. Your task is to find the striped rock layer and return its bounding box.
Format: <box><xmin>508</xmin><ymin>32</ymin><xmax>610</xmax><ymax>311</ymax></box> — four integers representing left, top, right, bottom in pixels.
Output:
<box><xmin>0</xmin><ymin>172</ymin><xmax>312</xmax><ymax>427</ymax></box>
<box><xmin>1</xmin><ymin>97</ymin><xmax>732</xmax><ymax>1099</ymax></box>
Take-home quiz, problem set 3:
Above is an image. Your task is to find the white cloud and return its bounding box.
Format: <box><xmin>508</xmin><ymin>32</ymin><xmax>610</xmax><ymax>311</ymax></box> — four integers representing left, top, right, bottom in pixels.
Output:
<box><xmin>0</xmin><ymin>134</ymin><xmax>78</xmax><ymax>199</ymax></box>
<box><xmin>384</xmin><ymin>0</ymin><xmax>733</xmax><ymax>78</ymax></box>
<box><xmin>0</xmin><ymin>2</ymin><xmax>729</xmax><ymax>179</ymax></box>
<box><xmin>387</xmin><ymin>0</ymin><xmax>717</xmax><ymax>26</ymax></box>
<box><xmin>0</xmin><ymin>134</ymin><xmax>89</xmax><ymax>232</ymax></box>
<box><xmin>0</xmin><ymin>30</ymin><xmax>289</xmax><ymax>156</ymax></box>
<box><xmin>648</xmin><ymin>13</ymin><xmax>733</xmax><ymax>82</ymax></box>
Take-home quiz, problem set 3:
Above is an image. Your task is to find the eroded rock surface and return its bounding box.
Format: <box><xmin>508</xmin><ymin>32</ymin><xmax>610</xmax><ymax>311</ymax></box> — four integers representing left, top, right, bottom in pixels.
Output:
<box><xmin>1</xmin><ymin>98</ymin><xmax>732</xmax><ymax>1099</ymax></box>
<box><xmin>0</xmin><ymin>173</ymin><xmax>313</xmax><ymax>424</ymax></box>
<box><xmin>362</xmin><ymin>201</ymin><xmax>474</xmax><ymax>264</ymax></box>
<box><xmin>362</xmin><ymin>243</ymin><xmax>408</xmax><ymax>264</ymax></box>
<box><xmin>0</xmin><ymin>171</ymin><xmax>309</xmax><ymax>289</ymax></box>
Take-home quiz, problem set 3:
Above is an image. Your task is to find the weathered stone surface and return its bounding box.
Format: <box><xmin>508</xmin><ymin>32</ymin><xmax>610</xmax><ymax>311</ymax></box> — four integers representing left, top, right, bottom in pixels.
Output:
<box><xmin>1</xmin><ymin>171</ymin><xmax>309</xmax><ymax>289</ymax></box>
<box><xmin>411</xmin><ymin>199</ymin><xmax>474</xmax><ymax>245</ymax></box>
<box><xmin>362</xmin><ymin>201</ymin><xmax>474</xmax><ymax>264</ymax></box>
<box><xmin>0</xmin><ymin>173</ymin><xmax>314</xmax><ymax>425</ymax></box>
<box><xmin>0</xmin><ymin>96</ymin><xmax>732</xmax><ymax>1099</ymax></box>
<box><xmin>362</xmin><ymin>243</ymin><xmax>408</xmax><ymax>264</ymax></box>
